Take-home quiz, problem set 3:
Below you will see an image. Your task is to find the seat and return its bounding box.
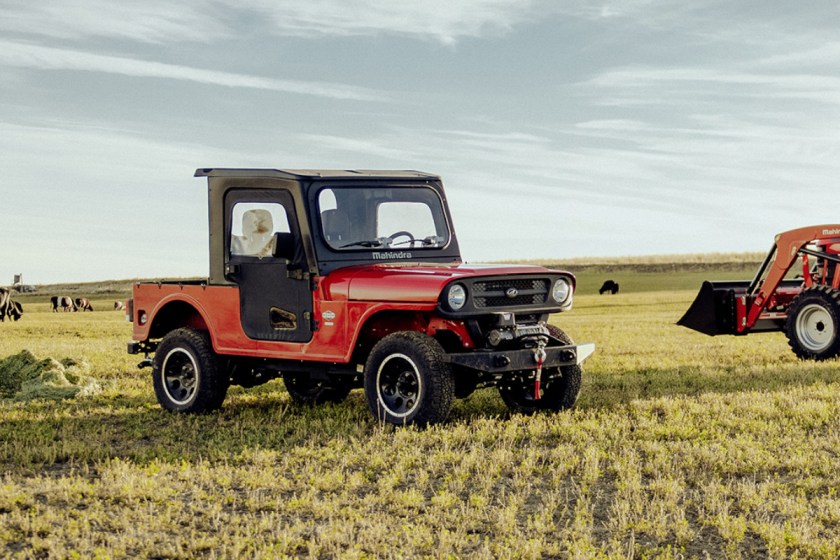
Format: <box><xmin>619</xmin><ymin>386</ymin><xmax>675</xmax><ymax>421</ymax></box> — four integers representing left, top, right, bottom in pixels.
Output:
<box><xmin>232</xmin><ymin>209</ymin><xmax>275</xmax><ymax>257</ymax></box>
<box><xmin>321</xmin><ymin>209</ymin><xmax>352</xmax><ymax>244</ymax></box>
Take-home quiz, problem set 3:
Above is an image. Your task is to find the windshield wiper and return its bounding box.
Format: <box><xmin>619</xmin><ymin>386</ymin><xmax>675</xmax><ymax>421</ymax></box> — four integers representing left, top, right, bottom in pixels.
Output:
<box><xmin>390</xmin><ymin>236</ymin><xmax>443</xmax><ymax>247</ymax></box>
<box><xmin>340</xmin><ymin>239</ymin><xmax>384</xmax><ymax>248</ymax></box>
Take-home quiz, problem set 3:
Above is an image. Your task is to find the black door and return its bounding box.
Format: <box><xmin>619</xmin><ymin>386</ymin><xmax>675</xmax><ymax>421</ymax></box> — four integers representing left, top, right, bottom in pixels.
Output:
<box><xmin>226</xmin><ymin>189</ymin><xmax>313</xmax><ymax>343</ymax></box>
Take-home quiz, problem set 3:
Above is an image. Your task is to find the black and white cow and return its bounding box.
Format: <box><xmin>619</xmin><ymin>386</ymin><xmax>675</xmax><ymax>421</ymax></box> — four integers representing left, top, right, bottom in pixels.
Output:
<box><xmin>0</xmin><ymin>288</ymin><xmax>22</xmax><ymax>321</ymax></box>
<box><xmin>7</xmin><ymin>300</ymin><xmax>22</xmax><ymax>321</ymax></box>
<box><xmin>51</xmin><ymin>295</ymin><xmax>77</xmax><ymax>312</ymax></box>
<box><xmin>0</xmin><ymin>288</ymin><xmax>10</xmax><ymax>321</ymax></box>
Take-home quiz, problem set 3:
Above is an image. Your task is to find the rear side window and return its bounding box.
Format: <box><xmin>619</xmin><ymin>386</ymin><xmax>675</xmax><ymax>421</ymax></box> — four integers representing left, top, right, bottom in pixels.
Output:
<box><xmin>230</xmin><ymin>202</ymin><xmax>290</xmax><ymax>258</ymax></box>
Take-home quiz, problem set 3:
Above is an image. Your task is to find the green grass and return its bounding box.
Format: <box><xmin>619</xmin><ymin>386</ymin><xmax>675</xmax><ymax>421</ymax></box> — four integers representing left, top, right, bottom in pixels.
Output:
<box><xmin>1</xmin><ymin>267</ymin><xmax>839</xmax><ymax>559</ymax></box>
<box><xmin>572</xmin><ymin>268</ymin><xmax>759</xmax><ymax>295</ymax></box>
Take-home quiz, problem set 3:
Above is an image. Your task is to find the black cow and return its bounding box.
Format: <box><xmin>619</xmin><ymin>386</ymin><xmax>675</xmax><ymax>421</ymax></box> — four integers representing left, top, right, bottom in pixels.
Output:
<box><xmin>599</xmin><ymin>280</ymin><xmax>620</xmax><ymax>295</ymax></box>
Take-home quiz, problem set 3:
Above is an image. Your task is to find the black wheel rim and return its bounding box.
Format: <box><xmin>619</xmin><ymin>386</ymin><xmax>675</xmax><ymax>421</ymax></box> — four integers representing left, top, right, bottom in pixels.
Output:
<box><xmin>376</xmin><ymin>353</ymin><xmax>421</xmax><ymax>418</ymax></box>
<box><xmin>161</xmin><ymin>348</ymin><xmax>198</xmax><ymax>405</ymax></box>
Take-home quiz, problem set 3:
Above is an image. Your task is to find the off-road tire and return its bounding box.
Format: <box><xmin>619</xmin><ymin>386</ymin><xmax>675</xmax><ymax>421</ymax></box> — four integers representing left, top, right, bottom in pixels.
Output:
<box><xmin>364</xmin><ymin>331</ymin><xmax>454</xmax><ymax>426</ymax></box>
<box><xmin>498</xmin><ymin>324</ymin><xmax>582</xmax><ymax>414</ymax></box>
<box><xmin>785</xmin><ymin>286</ymin><xmax>840</xmax><ymax>361</ymax></box>
<box><xmin>152</xmin><ymin>328</ymin><xmax>228</xmax><ymax>413</ymax></box>
<box><xmin>283</xmin><ymin>373</ymin><xmax>353</xmax><ymax>405</ymax></box>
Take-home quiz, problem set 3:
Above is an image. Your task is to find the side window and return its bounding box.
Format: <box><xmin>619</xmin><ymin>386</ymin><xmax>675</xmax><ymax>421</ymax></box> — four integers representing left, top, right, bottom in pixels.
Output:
<box><xmin>230</xmin><ymin>202</ymin><xmax>290</xmax><ymax>257</ymax></box>
<box><xmin>377</xmin><ymin>202</ymin><xmax>437</xmax><ymax>239</ymax></box>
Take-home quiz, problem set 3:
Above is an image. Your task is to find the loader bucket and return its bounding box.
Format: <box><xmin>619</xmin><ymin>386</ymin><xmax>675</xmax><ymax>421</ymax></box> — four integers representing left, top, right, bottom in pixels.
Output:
<box><xmin>677</xmin><ymin>281</ymin><xmax>751</xmax><ymax>336</ymax></box>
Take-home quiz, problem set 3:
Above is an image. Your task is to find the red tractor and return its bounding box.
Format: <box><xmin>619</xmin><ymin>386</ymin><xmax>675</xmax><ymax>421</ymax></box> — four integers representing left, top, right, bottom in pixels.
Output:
<box><xmin>128</xmin><ymin>169</ymin><xmax>594</xmax><ymax>425</ymax></box>
<box><xmin>679</xmin><ymin>225</ymin><xmax>840</xmax><ymax>360</ymax></box>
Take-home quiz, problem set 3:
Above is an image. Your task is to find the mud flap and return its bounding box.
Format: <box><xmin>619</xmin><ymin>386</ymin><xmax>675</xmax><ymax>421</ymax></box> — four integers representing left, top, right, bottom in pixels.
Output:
<box><xmin>677</xmin><ymin>281</ymin><xmax>750</xmax><ymax>336</ymax></box>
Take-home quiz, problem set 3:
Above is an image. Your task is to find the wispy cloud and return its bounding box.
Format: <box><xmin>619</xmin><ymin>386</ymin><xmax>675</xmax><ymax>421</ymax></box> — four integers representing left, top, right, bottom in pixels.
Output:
<box><xmin>300</xmin><ymin>134</ymin><xmax>420</xmax><ymax>161</ymax></box>
<box><xmin>253</xmin><ymin>0</ymin><xmax>536</xmax><ymax>44</ymax></box>
<box><xmin>0</xmin><ymin>40</ymin><xmax>388</xmax><ymax>101</ymax></box>
<box><xmin>578</xmin><ymin>65</ymin><xmax>840</xmax><ymax>109</ymax></box>
<box><xmin>543</xmin><ymin>0</ymin><xmax>719</xmax><ymax>26</ymax></box>
<box><xmin>290</xmin><ymin>128</ymin><xmax>693</xmax><ymax>213</ymax></box>
<box><xmin>0</xmin><ymin>0</ymin><xmax>540</xmax><ymax>46</ymax></box>
<box><xmin>0</xmin><ymin>1</ymin><xmax>224</xmax><ymax>43</ymax></box>
<box><xmin>2</xmin><ymin>1</ymin><xmax>836</xmax><ymax>52</ymax></box>
<box><xmin>755</xmin><ymin>41</ymin><xmax>840</xmax><ymax>69</ymax></box>
<box><xmin>0</xmin><ymin>120</ymin><xmax>213</xmax><ymax>282</ymax></box>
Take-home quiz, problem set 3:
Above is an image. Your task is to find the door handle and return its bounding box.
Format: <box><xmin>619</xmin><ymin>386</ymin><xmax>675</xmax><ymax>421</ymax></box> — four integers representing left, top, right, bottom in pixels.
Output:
<box><xmin>225</xmin><ymin>263</ymin><xmax>240</xmax><ymax>278</ymax></box>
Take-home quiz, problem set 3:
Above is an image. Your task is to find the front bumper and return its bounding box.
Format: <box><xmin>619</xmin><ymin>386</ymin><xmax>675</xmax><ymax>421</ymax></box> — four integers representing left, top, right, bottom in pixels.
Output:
<box><xmin>444</xmin><ymin>342</ymin><xmax>595</xmax><ymax>373</ymax></box>
<box><xmin>127</xmin><ymin>340</ymin><xmax>158</xmax><ymax>355</ymax></box>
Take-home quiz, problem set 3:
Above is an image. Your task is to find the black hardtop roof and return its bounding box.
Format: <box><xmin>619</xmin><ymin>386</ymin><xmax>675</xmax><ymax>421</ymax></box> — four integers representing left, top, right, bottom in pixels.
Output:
<box><xmin>194</xmin><ymin>168</ymin><xmax>440</xmax><ymax>181</ymax></box>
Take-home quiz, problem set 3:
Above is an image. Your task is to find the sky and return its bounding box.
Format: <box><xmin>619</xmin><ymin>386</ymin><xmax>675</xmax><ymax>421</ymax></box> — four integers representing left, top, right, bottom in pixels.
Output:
<box><xmin>2</xmin><ymin>1</ymin><xmax>840</xmax><ymax>284</ymax></box>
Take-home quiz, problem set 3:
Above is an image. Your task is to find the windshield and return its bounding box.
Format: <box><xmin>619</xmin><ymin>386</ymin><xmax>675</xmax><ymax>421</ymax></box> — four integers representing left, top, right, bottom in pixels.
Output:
<box><xmin>318</xmin><ymin>186</ymin><xmax>450</xmax><ymax>251</ymax></box>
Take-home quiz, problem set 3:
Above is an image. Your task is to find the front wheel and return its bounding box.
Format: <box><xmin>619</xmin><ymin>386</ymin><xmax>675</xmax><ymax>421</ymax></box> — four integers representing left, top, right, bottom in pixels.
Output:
<box><xmin>498</xmin><ymin>325</ymin><xmax>582</xmax><ymax>414</ymax></box>
<box><xmin>364</xmin><ymin>331</ymin><xmax>454</xmax><ymax>426</ymax></box>
<box><xmin>785</xmin><ymin>286</ymin><xmax>840</xmax><ymax>361</ymax></box>
<box><xmin>152</xmin><ymin>328</ymin><xmax>228</xmax><ymax>413</ymax></box>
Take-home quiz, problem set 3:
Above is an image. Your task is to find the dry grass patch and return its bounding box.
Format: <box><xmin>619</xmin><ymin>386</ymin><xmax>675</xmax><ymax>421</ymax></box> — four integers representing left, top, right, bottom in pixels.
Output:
<box><xmin>0</xmin><ymin>281</ymin><xmax>839</xmax><ymax>558</ymax></box>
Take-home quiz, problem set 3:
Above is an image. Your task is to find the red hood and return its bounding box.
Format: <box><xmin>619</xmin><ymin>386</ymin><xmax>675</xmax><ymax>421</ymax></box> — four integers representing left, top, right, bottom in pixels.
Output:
<box><xmin>322</xmin><ymin>262</ymin><xmax>572</xmax><ymax>302</ymax></box>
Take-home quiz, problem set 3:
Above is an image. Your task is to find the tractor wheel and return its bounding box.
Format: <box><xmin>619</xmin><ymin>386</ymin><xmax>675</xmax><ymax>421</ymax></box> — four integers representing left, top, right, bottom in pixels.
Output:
<box><xmin>283</xmin><ymin>373</ymin><xmax>352</xmax><ymax>405</ymax></box>
<box><xmin>152</xmin><ymin>328</ymin><xmax>229</xmax><ymax>413</ymax></box>
<box><xmin>498</xmin><ymin>325</ymin><xmax>582</xmax><ymax>414</ymax></box>
<box><xmin>785</xmin><ymin>286</ymin><xmax>840</xmax><ymax>361</ymax></box>
<box><xmin>364</xmin><ymin>331</ymin><xmax>454</xmax><ymax>426</ymax></box>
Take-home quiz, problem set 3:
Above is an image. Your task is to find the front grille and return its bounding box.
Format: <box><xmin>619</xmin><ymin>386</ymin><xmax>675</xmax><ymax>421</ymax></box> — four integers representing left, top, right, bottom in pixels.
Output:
<box><xmin>473</xmin><ymin>278</ymin><xmax>549</xmax><ymax>308</ymax></box>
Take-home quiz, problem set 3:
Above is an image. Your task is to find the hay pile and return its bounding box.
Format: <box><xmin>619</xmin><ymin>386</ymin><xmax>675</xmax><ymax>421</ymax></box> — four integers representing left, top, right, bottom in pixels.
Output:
<box><xmin>0</xmin><ymin>350</ymin><xmax>102</xmax><ymax>401</ymax></box>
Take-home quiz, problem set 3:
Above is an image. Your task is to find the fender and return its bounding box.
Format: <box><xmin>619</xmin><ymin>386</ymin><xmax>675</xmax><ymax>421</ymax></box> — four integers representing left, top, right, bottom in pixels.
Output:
<box><xmin>143</xmin><ymin>293</ymin><xmax>211</xmax><ymax>338</ymax></box>
<box><xmin>132</xmin><ymin>284</ymin><xmax>250</xmax><ymax>352</ymax></box>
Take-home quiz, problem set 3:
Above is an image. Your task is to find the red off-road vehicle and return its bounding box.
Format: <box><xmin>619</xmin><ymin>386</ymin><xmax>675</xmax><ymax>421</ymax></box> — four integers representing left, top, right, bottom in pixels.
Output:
<box><xmin>128</xmin><ymin>169</ymin><xmax>594</xmax><ymax>425</ymax></box>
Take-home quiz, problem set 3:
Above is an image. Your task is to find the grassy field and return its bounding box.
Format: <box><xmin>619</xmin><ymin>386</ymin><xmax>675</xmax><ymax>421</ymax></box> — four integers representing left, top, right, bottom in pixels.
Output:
<box><xmin>1</xmin><ymin>262</ymin><xmax>839</xmax><ymax>559</ymax></box>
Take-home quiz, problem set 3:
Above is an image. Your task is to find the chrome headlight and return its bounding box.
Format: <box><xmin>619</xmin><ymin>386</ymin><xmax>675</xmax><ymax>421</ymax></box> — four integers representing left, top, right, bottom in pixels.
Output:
<box><xmin>445</xmin><ymin>283</ymin><xmax>467</xmax><ymax>311</ymax></box>
<box><xmin>552</xmin><ymin>278</ymin><xmax>572</xmax><ymax>304</ymax></box>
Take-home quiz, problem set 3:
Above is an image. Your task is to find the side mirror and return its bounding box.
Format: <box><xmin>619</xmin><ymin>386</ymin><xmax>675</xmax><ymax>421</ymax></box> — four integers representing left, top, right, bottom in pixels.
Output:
<box><xmin>272</xmin><ymin>232</ymin><xmax>296</xmax><ymax>261</ymax></box>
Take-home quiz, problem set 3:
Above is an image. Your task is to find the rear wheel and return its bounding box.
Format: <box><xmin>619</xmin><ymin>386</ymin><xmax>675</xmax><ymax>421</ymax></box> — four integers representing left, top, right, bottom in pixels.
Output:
<box><xmin>785</xmin><ymin>286</ymin><xmax>840</xmax><ymax>360</ymax></box>
<box><xmin>283</xmin><ymin>373</ymin><xmax>352</xmax><ymax>405</ymax></box>
<box><xmin>498</xmin><ymin>325</ymin><xmax>582</xmax><ymax>414</ymax></box>
<box><xmin>364</xmin><ymin>331</ymin><xmax>454</xmax><ymax>426</ymax></box>
<box><xmin>152</xmin><ymin>328</ymin><xmax>228</xmax><ymax>412</ymax></box>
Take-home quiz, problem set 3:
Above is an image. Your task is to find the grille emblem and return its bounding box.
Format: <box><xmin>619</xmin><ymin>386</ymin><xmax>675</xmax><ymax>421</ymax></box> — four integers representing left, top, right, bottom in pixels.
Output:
<box><xmin>505</xmin><ymin>287</ymin><xmax>519</xmax><ymax>299</ymax></box>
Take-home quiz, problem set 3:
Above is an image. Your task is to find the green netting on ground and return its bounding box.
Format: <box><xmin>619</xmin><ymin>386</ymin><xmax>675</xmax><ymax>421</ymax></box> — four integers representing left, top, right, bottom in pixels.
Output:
<box><xmin>0</xmin><ymin>350</ymin><xmax>102</xmax><ymax>401</ymax></box>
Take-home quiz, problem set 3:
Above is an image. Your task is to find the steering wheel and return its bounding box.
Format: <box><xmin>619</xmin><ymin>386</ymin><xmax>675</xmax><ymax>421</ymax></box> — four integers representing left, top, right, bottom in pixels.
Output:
<box><xmin>386</xmin><ymin>230</ymin><xmax>415</xmax><ymax>246</ymax></box>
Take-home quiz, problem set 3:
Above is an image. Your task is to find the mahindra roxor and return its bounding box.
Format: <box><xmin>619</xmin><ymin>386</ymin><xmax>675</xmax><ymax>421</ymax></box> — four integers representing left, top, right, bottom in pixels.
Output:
<box><xmin>128</xmin><ymin>169</ymin><xmax>594</xmax><ymax>425</ymax></box>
